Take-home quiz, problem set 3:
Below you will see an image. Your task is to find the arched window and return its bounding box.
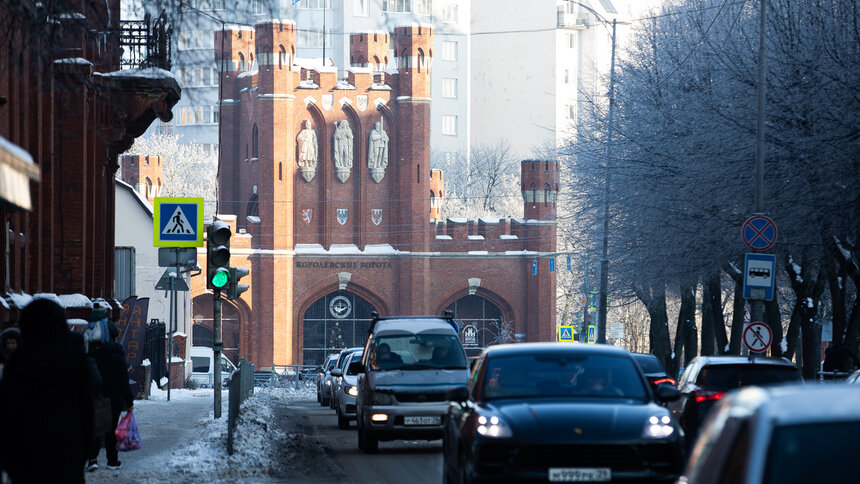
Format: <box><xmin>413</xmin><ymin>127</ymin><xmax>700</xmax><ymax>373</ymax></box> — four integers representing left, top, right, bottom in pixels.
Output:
<box><xmin>417</xmin><ymin>163</ymin><xmax>420</xmax><ymax>183</ymax></box>
<box><xmin>445</xmin><ymin>295</ymin><xmax>506</xmax><ymax>356</ymax></box>
<box><xmin>417</xmin><ymin>47</ymin><xmax>425</xmax><ymax>72</ymax></box>
<box><xmin>247</xmin><ymin>193</ymin><xmax>259</xmax><ymax>218</ymax></box>
<box><xmin>278</xmin><ymin>162</ymin><xmax>282</xmax><ymax>181</ymax></box>
<box><xmin>279</xmin><ymin>45</ymin><xmax>286</xmax><ymax>69</ymax></box>
<box><xmin>302</xmin><ymin>291</ymin><xmax>377</xmax><ymax>365</ymax></box>
<box><xmin>252</xmin><ymin>124</ymin><xmax>259</xmax><ymax>159</ymax></box>
<box><xmin>238</xmin><ymin>52</ymin><xmax>245</xmax><ymax>71</ymax></box>
<box><xmin>430</xmin><ymin>191</ymin><xmax>438</xmax><ymax>209</ymax></box>
<box><xmin>157</xmin><ymin>178</ymin><xmax>162</xmax><ymax>197</ymax></box>
<box><xmin>145</xmin><ymin>177</ymin><xmax>153</xmax><ymax>199</ymax></box>
<box><xmin>545</xmin><ymin>183</ymin><xmax>553</xmax><ymax>206</ymax></box>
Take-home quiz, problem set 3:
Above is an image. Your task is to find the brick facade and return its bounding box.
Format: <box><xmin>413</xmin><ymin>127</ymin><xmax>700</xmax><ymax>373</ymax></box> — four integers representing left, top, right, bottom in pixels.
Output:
<box><xmin>191</xmin><ymin>20</ymin><xmax>557</xmax><ymax>367</ymax></box>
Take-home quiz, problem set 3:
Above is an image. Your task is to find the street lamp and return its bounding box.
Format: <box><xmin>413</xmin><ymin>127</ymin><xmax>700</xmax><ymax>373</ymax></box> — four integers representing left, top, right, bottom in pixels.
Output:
<box><xmin>566</xmin><ymin>1</ymin><xmax>620</xmax><ymax>344</ymax></box>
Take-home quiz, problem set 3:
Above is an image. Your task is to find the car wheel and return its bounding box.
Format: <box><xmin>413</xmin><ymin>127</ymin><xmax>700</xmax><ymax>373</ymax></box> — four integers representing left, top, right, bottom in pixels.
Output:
<box><xmin>358</xmin><ymin>424</ymin><xmax>378</xmax><ymax>453</ymax></box>
<box><xmin>337</xmin><ymin>408</ymin><xmax>349</xmax><ymax>429</ymax></box>
<box><xmin>317</xmin><ymin>387</ymin><xmax>322</xmax><ymax>403</ymax></box>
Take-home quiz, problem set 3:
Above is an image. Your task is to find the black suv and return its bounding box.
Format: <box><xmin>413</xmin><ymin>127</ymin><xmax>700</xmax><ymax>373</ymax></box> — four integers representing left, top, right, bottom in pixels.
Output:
<box><xmin>667</xmin><ymin>355</ymin><xmax>802</xmax><ymax>449</ymax></box>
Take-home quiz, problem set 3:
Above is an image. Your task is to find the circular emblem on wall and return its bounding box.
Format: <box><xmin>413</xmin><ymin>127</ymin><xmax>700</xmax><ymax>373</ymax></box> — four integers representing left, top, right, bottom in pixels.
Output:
<box><xmin>329</xmin><ymin>295</ymin><xmax>352</xmax><ymax>319</ymax></box>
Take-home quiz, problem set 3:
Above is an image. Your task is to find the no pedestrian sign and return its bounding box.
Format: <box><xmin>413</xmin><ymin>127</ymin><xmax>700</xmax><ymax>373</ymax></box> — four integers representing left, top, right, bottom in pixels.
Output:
<box><xmin>743</xmin><ymin>322</ymin><xmax>772</xmax><ymax>353</ymax></box>
<box><xmin>153</xmin><ymin>197</ymin><xmax>204</xmax><ymax>247</ymax></box>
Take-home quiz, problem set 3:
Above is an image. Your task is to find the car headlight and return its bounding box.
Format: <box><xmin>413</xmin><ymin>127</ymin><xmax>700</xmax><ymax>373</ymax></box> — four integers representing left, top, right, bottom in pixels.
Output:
<box><xmin>347</xmin><ymin>385</ymin><xmax>359</xmax><ymax>397</ymax></box>
<box><xmin>326</xmin><ymin>379</ymin><xmax>331</xmax><ymax>386</ymax></box>
<box><xmin>476</xmin><ymin>415</ymin><xmax>513</xmax><ymax>438</ymax></box>
<box><xmin>643</xmin><ymin>415</ymin><xmax>675</xmax><ymax>439</ymax></box>
<box><xmin>371</xmin><ymin>391</ymin><xmax>393</xmax><ymax>405</ymax></box>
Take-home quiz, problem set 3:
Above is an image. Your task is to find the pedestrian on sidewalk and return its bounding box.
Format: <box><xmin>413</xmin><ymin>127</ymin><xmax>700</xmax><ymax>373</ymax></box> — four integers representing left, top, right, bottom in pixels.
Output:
<box><xmin>0</xmin><ymin>326</ymin><xmax>21</xmax><ymax>380</ymax></box>
<box><xmin>0</xmin><ymin>299</ymin><xmax>94</xmax><ymax>484</ymax></box>
<box><xmin>87</xmin><ymin>309</ymin><xmax>134</xmax><ymax>473</ymax></box>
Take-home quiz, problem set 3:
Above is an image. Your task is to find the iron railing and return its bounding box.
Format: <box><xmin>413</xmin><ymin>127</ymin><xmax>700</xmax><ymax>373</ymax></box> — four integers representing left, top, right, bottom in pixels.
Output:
<box><xmin>227</xmin><ymin>359</ymin><xmax>255</xmax><ymax>455</ymax></box>
<box><xmin>143</xmin><ymin>321</ymin><xmax>166</xmax><ymax>385</ymax></box>
<box><xmin>119</xmin><ymin>11</ymin><xmax>172</xmax><ymax>70</ymax></box>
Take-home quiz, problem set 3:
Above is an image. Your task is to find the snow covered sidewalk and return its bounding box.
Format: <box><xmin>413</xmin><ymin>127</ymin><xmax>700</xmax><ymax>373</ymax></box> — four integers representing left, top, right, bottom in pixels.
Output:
<box><xmin>85</xmin><ymin>385</ymin><xmax>314</xmax><ymax>484</ymax></box>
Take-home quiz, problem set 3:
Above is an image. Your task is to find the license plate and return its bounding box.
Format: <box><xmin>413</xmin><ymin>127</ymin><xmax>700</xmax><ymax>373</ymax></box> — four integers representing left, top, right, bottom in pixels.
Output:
<box><xmin>548</xmin><ymin>468</ymin><xmax>611</xmax><ymax>482</ymax></box>
<box><xmin>404</xmin><ymin>416</ymin><xmax>441</xmax><ymax>426</ymax></box>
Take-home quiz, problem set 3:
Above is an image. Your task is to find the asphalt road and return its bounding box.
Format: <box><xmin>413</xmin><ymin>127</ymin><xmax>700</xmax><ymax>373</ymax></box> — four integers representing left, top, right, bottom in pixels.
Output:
<box><xmin>271</xmin><ymin>398</ymin><xmax>444</xmax><ymax>484</ymax></box>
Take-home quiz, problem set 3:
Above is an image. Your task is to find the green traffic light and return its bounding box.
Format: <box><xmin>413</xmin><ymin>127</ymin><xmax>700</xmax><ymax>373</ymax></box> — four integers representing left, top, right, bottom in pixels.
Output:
<box><xmin>211</xmin><ymin>268</ymin><xmax>230</xmax><ymax>288</ymax></box>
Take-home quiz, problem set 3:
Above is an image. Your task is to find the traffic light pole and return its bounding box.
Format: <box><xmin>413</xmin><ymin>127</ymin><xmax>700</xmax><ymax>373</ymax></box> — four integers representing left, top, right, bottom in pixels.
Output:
<box><xmin>214</xmin><ymin>289</ymin><xmax>223</xmax><ymax>418</ymax></box>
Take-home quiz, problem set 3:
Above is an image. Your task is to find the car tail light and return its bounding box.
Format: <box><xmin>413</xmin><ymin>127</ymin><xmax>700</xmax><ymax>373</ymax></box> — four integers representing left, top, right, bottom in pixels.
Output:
<box><xmin>692</xmin><ymin>389</ymin><xmax>725</xmax><ymax>403</ymax></box>
<box><xmin>652</xmin><ymin>378</ymin><xmax>676</xmax><ymax>387</ymax></box>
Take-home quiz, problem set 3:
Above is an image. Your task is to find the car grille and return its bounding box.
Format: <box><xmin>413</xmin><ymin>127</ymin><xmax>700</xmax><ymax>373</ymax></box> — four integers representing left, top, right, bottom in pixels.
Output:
<box><xmin>477</xmin><ymin>443</ymin><xmax>678</xmax><ymax>474</ymax></box>
<box><xmin>393</xmin><ymin>392</ymin><xmax>447</xmax><ymax>403</ymax></box>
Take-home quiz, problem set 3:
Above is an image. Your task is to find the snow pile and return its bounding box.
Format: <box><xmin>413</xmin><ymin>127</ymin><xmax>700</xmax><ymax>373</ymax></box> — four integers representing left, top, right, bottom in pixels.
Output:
<box><xmin>162</xmin><ymin>393</ymin><xmax>286</xmax><ymax>480</ymax></box>
<box><xmin>255</xmin><ymin>385</ymin><xmax>316</xmax><ymax>402</ymax></box>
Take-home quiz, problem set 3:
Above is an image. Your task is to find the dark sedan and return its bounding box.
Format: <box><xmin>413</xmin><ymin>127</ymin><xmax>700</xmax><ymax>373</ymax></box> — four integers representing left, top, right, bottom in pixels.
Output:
<box><xmin>443</xmin><ymin>343</ymin><xmax>683</xmax><ymax>483</ymax></box>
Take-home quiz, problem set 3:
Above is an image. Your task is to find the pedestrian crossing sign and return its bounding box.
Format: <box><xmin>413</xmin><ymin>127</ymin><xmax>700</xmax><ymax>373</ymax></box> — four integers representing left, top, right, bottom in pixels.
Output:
<box><xmin>558</xmin><ymin>325</ymin><xmax>576</xmax><ymax>343</ymax></box>
<box><xmin>153</xmin><ymin>197</ymin><xmax>204</xmax><ymax>247</ymax></box>
<box><xmin>587</xmin><ymin>325</ymin><xmax>597</xmax><ymax>344</ymax></box>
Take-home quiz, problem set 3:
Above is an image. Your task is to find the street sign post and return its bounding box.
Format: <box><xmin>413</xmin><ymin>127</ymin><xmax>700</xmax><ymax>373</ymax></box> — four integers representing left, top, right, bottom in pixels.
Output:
<box><xmin>742</xmin><ymin>215</ymin><xmax>777</xmax><ymax>251</ymax></box>
<box><xmin>587</xmin><ymin>325</ymin><xmax>597</xmax><ymax>344</ymax></box>
<box><xmin>609</xmin><ymin>322</ymin><xmax>624</xmax><ymax>339</ymax></box>
<box><xmin>743</xmin><ymin>322</ymin><xmax>772</xmax><ymax>353</ymax></box>
<box><xmin>154</xmin><ymin>197</ymin><xmax>204</xmax><ymax>247</ymax></box>
<box><xmin>743</xmin><ymin>253</ymin><xmax>776</xmax><ymax>300</ymax></box>
<box><xmin>558</xmin><ymin>325</ymin><xmax>576</xmax><ymax>343</ymax></box>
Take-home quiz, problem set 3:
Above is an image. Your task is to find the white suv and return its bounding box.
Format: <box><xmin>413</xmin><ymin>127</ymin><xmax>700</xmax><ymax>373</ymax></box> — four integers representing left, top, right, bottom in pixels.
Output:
<box><xmin>355</xmin><ymin>313</ymin><xmax>469</xmax><ymax>453</ymax></box>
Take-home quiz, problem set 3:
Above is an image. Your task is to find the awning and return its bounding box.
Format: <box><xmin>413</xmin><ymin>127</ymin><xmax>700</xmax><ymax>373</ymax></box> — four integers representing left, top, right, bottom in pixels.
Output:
<box><xmin>0</xmin><ymin>135</ymin><xmax>41</xmax><ymax>211</ymax></box>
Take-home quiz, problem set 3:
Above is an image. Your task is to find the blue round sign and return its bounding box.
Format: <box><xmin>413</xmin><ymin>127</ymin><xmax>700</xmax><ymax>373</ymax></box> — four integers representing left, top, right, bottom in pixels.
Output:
<box><xmin>742</xmin><ymin>215</ymin><xmax>777</xmax><ymax>250</ymax></box>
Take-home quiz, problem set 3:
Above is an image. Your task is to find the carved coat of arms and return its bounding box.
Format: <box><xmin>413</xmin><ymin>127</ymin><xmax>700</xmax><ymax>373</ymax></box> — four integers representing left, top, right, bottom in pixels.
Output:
<box><xmin>301</xmin><ymin>208</ymin><xmax>313</xmax><ymax>224</ymax></box>
<box><xmin>336</xmin><ymin>208</ymin><xmax>349</xmax><ymax>225</ymax></box>
<box><xmin>371</xmin><ymin>209</ymin><xmax>383</xmax><ymax>226</ymax></box>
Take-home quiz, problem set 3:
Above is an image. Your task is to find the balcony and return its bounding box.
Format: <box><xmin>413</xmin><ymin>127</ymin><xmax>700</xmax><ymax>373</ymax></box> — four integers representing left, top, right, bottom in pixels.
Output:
<box><xmin>119</xmin><ymin>11</ymin><xmax>173</xmax><ymax>70</ymax></box>
<box><xmin>557</xmin><ymin>10</ymin><xmax>588</xmax><ymax>30</ymax></box>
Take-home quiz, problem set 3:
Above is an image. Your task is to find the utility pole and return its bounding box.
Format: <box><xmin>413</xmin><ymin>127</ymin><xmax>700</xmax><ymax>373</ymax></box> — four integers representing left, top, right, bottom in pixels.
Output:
<box><xmin>597</xmin><ymin>18</ymin><xmax>617</xmax><ymax>345</ymax></box>
<box><xmin>750</xmin><ymin>0</ymin><xmax>768</xmax><ymax>328</ymax></box>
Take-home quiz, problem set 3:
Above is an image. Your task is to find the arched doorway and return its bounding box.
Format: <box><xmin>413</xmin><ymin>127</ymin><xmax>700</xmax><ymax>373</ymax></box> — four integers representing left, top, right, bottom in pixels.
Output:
<box><xmin>303</xmin><ymin>290</ymin><xmax>377</xmax><ymax>365</ymax></box>
<box><xmin>192</xmin><ymin>295</ymin><xmax>241</xmax><ymax>365</ymax></box>
<box><xmin>445</xmin><ymin>295</ymin><xmax>507</xmax><ymax>357</ymax></box>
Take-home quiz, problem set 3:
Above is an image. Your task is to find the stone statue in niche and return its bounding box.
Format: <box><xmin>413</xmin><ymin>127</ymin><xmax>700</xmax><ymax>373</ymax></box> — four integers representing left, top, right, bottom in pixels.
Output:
<box><xmin>333</xmin><ymin>120</ymin><xmax>353</xmax><ymax>183</ymax></box>
<box><xmin>368</xmin><ymin>120</ymin><xmax>389</xmax><ymax>183</ymax></box>
<box><xmin>296</xmin><ymin>120</ymin><xmax>318</xmax><ymax>182</ymax></box>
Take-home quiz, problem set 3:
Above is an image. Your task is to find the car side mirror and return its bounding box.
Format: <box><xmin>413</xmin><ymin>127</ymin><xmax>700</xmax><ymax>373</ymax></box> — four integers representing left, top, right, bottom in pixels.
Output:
<box><xmin>330</xmin><ymin>368</ymin><xmax>343</xmax><ymax>378</ymax></box>
<box><xmin>446</xmin><ymin>386</ymin><xmax>469</xmax><ymax>403</ymax></box>
<box><xmin>656</xmin><ymin>382</ymin><xmax>681</xmax><ymax>402</ymax></box>
<box><xmin>348</xmin><ymin>361</ymin><xmax>364</xmax><ymax>375</ymax></box>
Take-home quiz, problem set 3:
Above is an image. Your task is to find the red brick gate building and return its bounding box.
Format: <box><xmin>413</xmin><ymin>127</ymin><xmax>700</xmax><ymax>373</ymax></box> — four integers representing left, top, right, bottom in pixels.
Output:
<box><xmin>191</xmin><ymin>20</ymin><xmax>558</xmax><ymax>367</ymax></box>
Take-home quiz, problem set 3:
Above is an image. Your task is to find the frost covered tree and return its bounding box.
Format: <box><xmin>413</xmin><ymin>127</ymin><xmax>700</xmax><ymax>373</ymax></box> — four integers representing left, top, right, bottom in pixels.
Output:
<box><xmin>124</xmin><ymin>133</ymin><xmax>218</xmax><ymax>220</ymax></box>
<box><xmin>566</xmin><ymin>0</ymin><xmax>860</xmax><ymax>377</ymax></box>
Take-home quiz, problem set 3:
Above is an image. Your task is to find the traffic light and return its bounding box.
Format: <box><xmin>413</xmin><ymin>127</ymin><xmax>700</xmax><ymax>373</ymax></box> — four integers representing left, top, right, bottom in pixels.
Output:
<box><xmin>206</xmin><ymin>220</ymin><xmax>231</xmax><ymax>290</ymax></box>
<box><xmin>226</xmin><ymin>267</ymin><xmax>249</xmax><ymax>300</ymax></box>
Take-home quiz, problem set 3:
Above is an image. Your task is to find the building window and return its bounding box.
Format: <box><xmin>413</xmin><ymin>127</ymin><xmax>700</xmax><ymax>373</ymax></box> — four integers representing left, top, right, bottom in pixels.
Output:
<box><xmin>442</xmin><ymin>78</ymin><xmax>457</xmax><ymax>98</ymax></box>
<box><xmin>415</xmin><ymin>0</ymin><xmax>432</xmax><ymax>15</ymax></box>
<box><xmin>252</xmin><ymin>124</ymin><xmax>259</xmax><ymax>158</ymax></box>
<box><xmin>279</xmin><ymin>45</ymin><xmax>287</xmax><ymax>69</ymax></box>
<box><xmin>382</xmin><ymin>0</ymin><xmax>411</xmax><ymax>13</ymax></box>
<box><xmin>567</xmin><ymin>33</ymin><xmax>575</xmax><ymax>48</ymax></box>
<box><xmin>442</xmin><ymin>115</ymin><xmax>457</xmax><ymax>136</ymax></box>
<box><xmin>443</xmin><ymin>4</ymin><xmax>458</xmax><ymax>23</ymax></box>
<box><xmin>298</xmin><ymin>28</ymin><xmax>333</xmax><ymax>48</ymax></box>
<box><xmin>253</xmin><ymin>0</ymin><xmax>266</xmax><ymax>14</ymax></box>
<box><xmin>297</xmin><ymin>0</ymin><xmax>331</xmax><ymax>8</ymax></box>
<box><xmin>564</xmin><ymin>69</ymin><xmax>569</xmax><ymax>84</ymax></box>
<box><xmin>114</xmin><ymin>248</ymin><xmax>136</xmax><ymax>301</ymax></box>
<box><xmin>567</xmin><ymin>105</ymin><xmax>576</xmax><ymax>120</ymax></box>
<box><xmin>442</xmin><ymin>41</ymin><xmax>457</xmax><ymax>61</ymax></box>
<box><xmin>354</xmin><ymin>0</ymin><xmax>369</xmax><ymax>16</ymax></box>
<box><xmin>145</xmin><ymin>177</ymin><xmax>153</xmax><ymax>199</ymax></box>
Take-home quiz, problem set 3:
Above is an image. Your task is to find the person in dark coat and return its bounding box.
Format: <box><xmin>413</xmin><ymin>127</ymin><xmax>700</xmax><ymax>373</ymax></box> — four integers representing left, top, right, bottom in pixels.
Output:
<box><xmin>0</xmin><ymin>299</ymin><xmax>94</xmax><ymax>484</ymax></box>
<box><xmin>87</xmin><ymin>309</ymin><xmax>134</xmax><ymax>471</ymax></box>
<box><xmin>0</xmin><ymin>326</ymin><xmax>22</xmax><ymax>380</ymax></box>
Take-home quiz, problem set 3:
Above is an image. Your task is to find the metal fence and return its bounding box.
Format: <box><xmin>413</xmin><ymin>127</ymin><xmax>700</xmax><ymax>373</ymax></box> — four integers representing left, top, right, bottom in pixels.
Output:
<box><xmin>119</xmin><ymin>11</ymin><xmax>173</xmax><ymax>70</ymax></box>
<box><xmin>143</xmin><ymin>321</ymin><xmax>166</xmax><ymax>385</ymax></box>
<box><xmin>817</xmin><ymin>370</ymin><xmax>852</xmax><ymax>382</ymax></box>
<box><xmin>253</xmin><ymin>364</ymin><xmax>319</xmax><ymax>390</ymax></box>
<box><xmin>227</xmin><ymin>359</ymin><xmax>255</xmax><ymax>455</ymax></box>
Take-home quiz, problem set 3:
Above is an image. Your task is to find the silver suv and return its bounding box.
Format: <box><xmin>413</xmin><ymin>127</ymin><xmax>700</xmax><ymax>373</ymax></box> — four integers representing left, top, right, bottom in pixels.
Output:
<box><xmin>355</xmin><ymin>313</ymin><xmax>469</xmax><ymax>453</ymax></box>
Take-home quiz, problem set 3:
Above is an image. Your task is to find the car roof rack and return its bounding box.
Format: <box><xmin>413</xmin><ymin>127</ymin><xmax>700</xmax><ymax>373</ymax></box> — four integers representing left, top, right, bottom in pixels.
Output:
<box><xmin>367</xmin><ymin>310</ymin><xmax>457</xmax><ymax>334</ymax></box>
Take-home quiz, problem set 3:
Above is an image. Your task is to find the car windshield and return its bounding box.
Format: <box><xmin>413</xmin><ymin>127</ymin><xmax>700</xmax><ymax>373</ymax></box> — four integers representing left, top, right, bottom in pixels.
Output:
<box><xmin>369</xmin><ymin>334</ymin><xmax>467</xmax><ymax>371</ymax></box>
<box><xmin>346</xmin><ymin>352</ymin><xmax>364</xmax><ymax>375</ymax></box>
<box><xmin>696</xmin><ymin>364</ymin><xmax>801</xmax><ymax>389</ymax></box>
<box><xmin>633</xmin><ymin>355</ymin><xmax>665</xmax><ymax>374</ymax></box>
<box><xmin>481</xmin><ymin>353</ymin><xmax>648</xmax><ymax>401</ymax></box>
<box><xmin>324</xmin><ymin>356</ymin><xmax>337</xmax><ymax>371</ymax></box>
<box><xmin>764</xmin><ymin>421</ymin><xmax>860</xmax><ymax>484</ymax></box>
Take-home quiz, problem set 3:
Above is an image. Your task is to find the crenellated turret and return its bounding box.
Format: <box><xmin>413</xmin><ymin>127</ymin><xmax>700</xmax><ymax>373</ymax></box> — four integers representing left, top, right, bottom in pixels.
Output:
<box><xmin>521</xmin><ymin>159</ymin><xmax>559</xmax><ymax>221</ymax></box>
<box><xmin>350</xmin><ymin>31</ymin><xmax>390</xmax><ymax>72</ymax></box>
<box><xmin>393</xmin><ymin>24</ymin><xmax>433</xmax><ymax>97</ymax></box>
<box><xmin>254</xmin><ymin>19</ymin><xmax>297</xmax><ymax>93</ymax></box>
